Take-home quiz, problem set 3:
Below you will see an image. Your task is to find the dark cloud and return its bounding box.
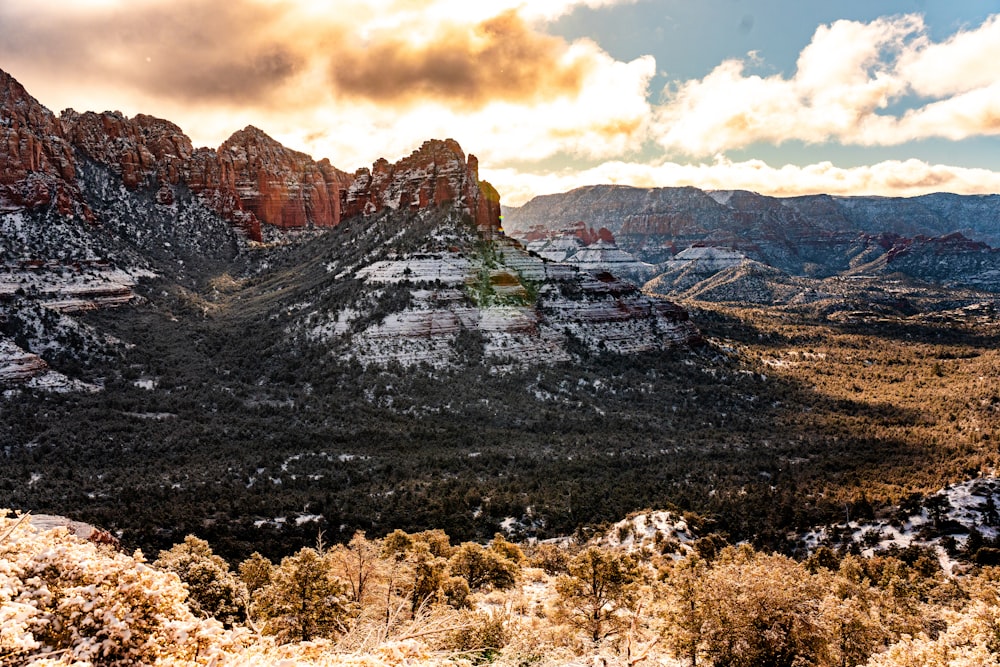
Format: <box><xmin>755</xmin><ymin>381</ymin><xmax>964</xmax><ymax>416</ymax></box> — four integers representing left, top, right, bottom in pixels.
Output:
<box><xmin>329</xmin><ymin>11</ymin><xmax>594</xmax><ymax>107</ymax></box>
<box><xmin>0</xmin><ymin>0</ymin><xmax>304</xmax><ymax>105</ymax></box>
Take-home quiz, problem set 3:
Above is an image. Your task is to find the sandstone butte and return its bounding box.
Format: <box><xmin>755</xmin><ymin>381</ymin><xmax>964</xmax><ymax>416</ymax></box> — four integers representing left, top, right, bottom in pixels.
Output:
<box><xmin>0</xmin><ymin>68</ymin><xmax>501</xmax><ymax>242</ymax></box>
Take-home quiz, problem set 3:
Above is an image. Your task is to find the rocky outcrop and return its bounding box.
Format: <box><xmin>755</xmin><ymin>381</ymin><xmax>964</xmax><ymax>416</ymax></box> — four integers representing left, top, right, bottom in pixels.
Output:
<box><xmin>214</xmin><ymin>126</ymin><xmax>353</xmax><ymax>233</ymax></box>
<box><xmin>647</xmin><ymin>246</ymin><xmax>750</xmax><ymax>293</ymax></box>
<box><xmin>527</xmin><ymin>235</ymin><xmax>654</xmax><ymax>282</ymax></box>
<box><xmin>875</xmin><ymin>233</ymin><xmax>1000</xmax><ymax>289</ymax></box>
<box><xmin>29</xmin><ymin>514</ymin><xmax>120</xmax><ymax>547</ymax></box>
<box><xmin>3</xmin><ymin>68</ymin><xmax>500</xmax><ymax>244</ymax></box>
<box><xmin>0</xmin><ymin>70</ymin><xmax>88</xmax><ymax>219</ymax></box>
<box><xmin>0</xmin><ymin>335</ymin><xmax>96</xmax><ymax>392</ymax></box>
<box><xmin>345</xmin><ymin>139</ymin><xmax>501</xmax><ymax>237</ymax></box>
<box><xmin>337</xmin><ymin>233</ymin><xmax>699</xmax><ymax>368</ymax></box>
<box><xmin>520</xmin><ymin>221</ymin><xmax>614</xmax><ymax>244</ymax></box>
<box><xmin>0</xmin><ymin>335</ymin><xmax>49</xmax><ymax>384</ymax></box>
<box><xmin>60</xmin><ymin>110</ymin><xmax>193</xmax><ymax>190</ymax></box>
<box><xmin>59</xmin><ymin>113</ymin><xmax>353</xmax><ymax>240</ymax></box>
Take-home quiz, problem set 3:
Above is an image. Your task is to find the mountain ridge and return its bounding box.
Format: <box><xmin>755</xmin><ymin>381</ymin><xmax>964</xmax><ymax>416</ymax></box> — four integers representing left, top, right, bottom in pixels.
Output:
<box><xmin>503</xmin><ymin>184</ymin><xmax>1000</xmax><ymax>291</ymax></box>
<box><xmin>1</xmin><ymin>67</ymin><xmax>501</xmax><ymax>243</ymax></box>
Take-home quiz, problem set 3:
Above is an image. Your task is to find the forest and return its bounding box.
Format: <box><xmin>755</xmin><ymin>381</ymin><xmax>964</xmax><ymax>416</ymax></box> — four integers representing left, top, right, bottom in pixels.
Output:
<box><xmin>2</xmin><ymin>272</ymin><xmax>1000</xmax><ymax>563</ymax></box>
<box><xmin>4</xmin><ymin>199</ymin><xmax>1000</xmax><ymax>667</ymax></box>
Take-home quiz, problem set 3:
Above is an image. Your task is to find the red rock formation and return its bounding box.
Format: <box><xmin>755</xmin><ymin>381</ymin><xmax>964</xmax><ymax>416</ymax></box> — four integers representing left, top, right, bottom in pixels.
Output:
<box><xmin>558</xmin><ymin>222</ymin><xmax>616</xmax><ymax>245</ymax></box>
<box><xmin>0</xmin><ymin>337</ymin><xmax>50</xmax><ymax>385</ymax></box>
<box><xmin>60</xmin><ymin>110</ymin><xmax>193</xmax><ymax>189</ymax></box>
<box><xmin>181</xmin><ymin>146</ymin><xmax>262</xmax><ymax>240</ymax></box>
<box><xmin>2</xmin><ymin>68</ymin><xmax>500</xmax><ymax>242</ymax></box>
<box><xmin>0</xmin><ymin>69</ymin><xmax>88</xmax><ymax>218</ymax></box>
<box><xmin>344</xmin><ymin>139</ymin><xmax>501</xmax><ymax>237</ymax></box>
<box><xmin>215</xmin><ymin>126</ymin><xmax>353</xmax><ymax>233</ymax></box>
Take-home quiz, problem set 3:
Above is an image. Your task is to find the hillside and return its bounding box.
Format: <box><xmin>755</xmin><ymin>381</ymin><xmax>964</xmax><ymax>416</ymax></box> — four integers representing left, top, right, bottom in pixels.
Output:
<box><xmin>1</xmin><ymin>67</ymin><xmax>711</xmax><ymax>556</ymax></box>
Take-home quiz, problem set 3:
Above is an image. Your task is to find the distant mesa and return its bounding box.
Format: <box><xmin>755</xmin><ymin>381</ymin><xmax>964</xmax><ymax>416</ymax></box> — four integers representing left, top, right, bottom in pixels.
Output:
<box><xmin>503</xmin><ymin>184</ymin><xmax>1000</xmax><ymax>293</ymax></box>
<box><xmin>523</xmin><ymin>224</ymin><xmax>655</xmax><ymax>282</ymax></box>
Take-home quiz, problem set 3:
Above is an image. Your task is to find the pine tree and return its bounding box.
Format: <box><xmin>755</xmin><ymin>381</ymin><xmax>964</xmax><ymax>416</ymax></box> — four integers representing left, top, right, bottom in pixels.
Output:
<box><xmin>256</xmin><ymin>547</ymin><xmax>351</xmax><ymax>643</ymax></box>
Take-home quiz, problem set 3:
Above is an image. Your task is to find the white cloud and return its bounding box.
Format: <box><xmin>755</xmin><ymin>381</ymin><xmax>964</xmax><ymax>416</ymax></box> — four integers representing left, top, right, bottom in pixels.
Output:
<box><xmin>653</xmin><ymin>14</ymin><xmax>1000</xmax><ymax>155</ymax></box>
<box><xmin>897</xmin><ymin>14</ymin><xmax>1000</xmax><ymax>97</ymax></box>
<box><xmin>4</xmin><ymin>2</ymin><xmax>1000</xmax><ymax>206</ymax></box>
<box><xmin>0</xmin><ymin>0</ymin><xmax>650</xmax><ymax>169</ymax></box>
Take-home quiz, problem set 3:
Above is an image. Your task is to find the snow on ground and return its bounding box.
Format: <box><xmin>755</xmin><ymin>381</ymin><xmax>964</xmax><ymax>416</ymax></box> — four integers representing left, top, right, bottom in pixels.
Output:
<box><xmin>799</xmin><ymin>476</ymin><xmax>1000</xmax><ymax>574</ymax></box>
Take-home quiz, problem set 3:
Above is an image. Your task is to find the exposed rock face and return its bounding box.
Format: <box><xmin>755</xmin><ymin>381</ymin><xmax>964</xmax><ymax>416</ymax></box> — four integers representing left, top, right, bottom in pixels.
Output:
<box><xmin>59</xmin><ymin>114</ymin><xmax>354</xmax><ymax>240</ymax></box>
<box><xmin>526</xmin><ymin>236</ymin><xmax>654</xmax><ymax>282</ymax></box>
<box><xmin>215</xmin><ymin>126</ymin><xmax>353</xmax><ymax>233</ymax></box>
<box><xmin>29</xmin><ymin>514</ymin><xmax>120</xmax><ymax>547</ymax></box>
<box><xmin>3</xmin><ymin>68</ymin><xmax>500</xmax><ymax>245</ymax></box>
<box><xmin>0</xmin><ymin>335</ymin><xmax>49</xmax><ymax>383</ymax></box>
<box><xmin>647</xmin><ymin>246</ymin><xmax>750</xmax><ymax>293</ymax></box>
<box><xmin>0</xmin><ymin>70</ymin><xmax>87</xmax><ymax>218</ymax></box>
<box><xmin>60</xmin><ymin>110</ymin><xmax>193</xmax><ymax>190</ymax></box>
<box><xmin>0</xmin><ymin>335</ymin><xmax>97</xmax><ymax>392</ymax></box>
<box><xmin>345</xmin><ymin>139</ymin><xmax>501</xmax><ymax>237</ymax></box>
<box><xmin>525</xmin><ymin>235</ymin><xmax>585</xmax><ymax>262</ymax></box>
<box><xmin>519</xmin><ymin>221</ymin><xmax>614</xmax><ymax>245</ymax></box>
<box><xmin>647</xmin><ymin>255</ymin><xmax>802</xmax><ymax>305</ymax></box>
<box><xmin>330</xmin><ymin>228</ymin><xmax>699</xmax><ymax>368</ymax></box>
<box><xmin>874</xmin><ymin>232</ymin><xmax>1000</xmax><ymax>288</ymax></box>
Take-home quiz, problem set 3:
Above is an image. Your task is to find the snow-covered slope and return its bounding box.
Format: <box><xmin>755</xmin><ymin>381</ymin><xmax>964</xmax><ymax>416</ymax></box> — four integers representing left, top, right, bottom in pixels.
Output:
<box><xmin>301</xmin><ymin>212</ymin><xmax>700</xmax><ymax>369</ymax></box>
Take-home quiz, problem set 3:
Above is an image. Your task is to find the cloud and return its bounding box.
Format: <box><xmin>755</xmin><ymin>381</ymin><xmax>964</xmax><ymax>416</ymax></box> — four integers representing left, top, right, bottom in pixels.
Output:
<box><xmin>2</xmin><ymin>1</ymin><xmax>999</xmax><ymax>209</ymax></box>
<box><xmin>259</xmin><ymin>47</ymin><xmax>654</xmax><ymax>173</ymax></box>
<box><xmin>0</xmin><ymin>0</ymin><xmax>637</xmax><ymax>110</ymax></box>
<box><xmin>487</xmin><ymin>157</ymin><xmax>1000</xmax><ymax>207</ymax></box>
<box><xmin>0</xmin><ymin>0</ymin><xmax>654</xmax><ymax>173</ymax></box>
<box><xmin>328</xmin><ymin>11</ymin><xmax>596</xmax><ymax>108</ymax></box>
<box><xmin>897</xmin><ymin>14</ymin><xmax>1000</xmax><ymax>97</ymax></box>
<box><xmin>0</xmin><ymin>0</ymin><xmax>306</xmax><ymax>105</ymax></box>
<box><xmin>653</xmin><ymin>14</ymin><xmax>1000</xmax><ymax>155</ymax></box>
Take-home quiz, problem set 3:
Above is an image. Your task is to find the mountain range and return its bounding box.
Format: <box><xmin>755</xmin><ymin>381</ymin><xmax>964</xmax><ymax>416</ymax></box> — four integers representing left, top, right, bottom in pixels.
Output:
<box><xmin>0</xmin><ymin>68</ymin><xmax>699</xmax><ymax>389</ymax></box>
<box><xmin>503</xmin><ymin>185</ymin><xmax>1000</xmax><ymax>292</ymax></box>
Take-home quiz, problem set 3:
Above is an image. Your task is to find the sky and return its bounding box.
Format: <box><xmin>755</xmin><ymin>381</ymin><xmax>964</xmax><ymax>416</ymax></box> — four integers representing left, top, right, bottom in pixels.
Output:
<box><xmin>2</xmin><ymin>0</ymin><xmax>1000</xmax><ymax>206</ymax></box>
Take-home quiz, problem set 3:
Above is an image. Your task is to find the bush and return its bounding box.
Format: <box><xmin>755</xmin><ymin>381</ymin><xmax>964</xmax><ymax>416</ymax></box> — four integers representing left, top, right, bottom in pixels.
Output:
<box><xmin>155</xmin><ymin>534</ymin><xmax>247</xmax><ymax>626</ymax></box>
<box><xmin>448</xmin><ymin>542</ymin><xmax>518</xmax><ymax>592</ymax></box>
<box><xmin>0</xmin><ymin>512</ymin><xmax>237</xmax><ymax>666</ymax></box>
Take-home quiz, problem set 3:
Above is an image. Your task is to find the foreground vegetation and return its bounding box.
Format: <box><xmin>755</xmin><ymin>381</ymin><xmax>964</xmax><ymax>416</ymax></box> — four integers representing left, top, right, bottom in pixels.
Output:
<box><xmin>6</xmin><ymin>510</ymin><xmax>1000</xmax><ymax>667</ymax></box>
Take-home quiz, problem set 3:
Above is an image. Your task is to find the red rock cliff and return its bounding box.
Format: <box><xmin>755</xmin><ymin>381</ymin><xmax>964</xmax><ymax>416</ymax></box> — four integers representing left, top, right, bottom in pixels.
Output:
<box><xmin>60</xmin><ymin>110</ymin><xmax>193</xmax><ymax>190</ymax></box>
<box><xmin>216</xmin><ymin>126</ymin><xmax>353</xmax><ymax>233</ymax></box>
<box><xmin>344</xmin><ymin>139</ymin><xmax>501</xmax><ymax>237</ymax></box>
<box><xmin>2</xmin><ymin>69</ymin><xmax>500</xmax><ymax>241</ymax></box>
<box><xmin>0</xmin><ymin>69</ymin><xmax>87</xmax><ymax>218</ymax></box>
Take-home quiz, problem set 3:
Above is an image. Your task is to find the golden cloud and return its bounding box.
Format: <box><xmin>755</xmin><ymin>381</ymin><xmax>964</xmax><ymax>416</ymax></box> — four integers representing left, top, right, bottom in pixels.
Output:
<box><xmin>328</xmin><ymin>11</ymin><xmax>594</xmax><ymax>107</ymax></box>
<box><xmin>0</xmin><ymin>0</ymin><xmax>305</xmax><ymax>105</ymax></box>
<box><xmin>3</xmin><ymin>0</ymin><xmax>999</xmax><ymax>208</ymax></box>
<box><xmin>0</xmin><ymin>0</ymin><xmax>620</xmax><ymax>112</ymax></box>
